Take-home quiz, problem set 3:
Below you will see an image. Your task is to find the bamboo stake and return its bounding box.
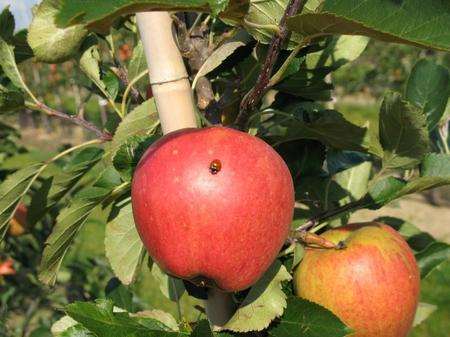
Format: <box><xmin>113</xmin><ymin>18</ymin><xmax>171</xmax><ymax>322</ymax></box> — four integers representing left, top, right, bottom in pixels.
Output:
<box><xmin>136</xmin><ymin>11</ymin><xmax>234</xmax><ymax>327</ymax></box>
<box><xmin>136</xmin><ymin>12</ymin><xmax>197</xmax><ymax>134</ymax></box>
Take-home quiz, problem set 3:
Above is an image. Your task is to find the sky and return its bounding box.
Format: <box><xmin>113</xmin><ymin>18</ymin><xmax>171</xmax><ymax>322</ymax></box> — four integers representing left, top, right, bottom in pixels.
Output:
<box><xmin>0</xmin><ymin>0</ymin><xmax>40</xmax><ymax>30</ymax></box>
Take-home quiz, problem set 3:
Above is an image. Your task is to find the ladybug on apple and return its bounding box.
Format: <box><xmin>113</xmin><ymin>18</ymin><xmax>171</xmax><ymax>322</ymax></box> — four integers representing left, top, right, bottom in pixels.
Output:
<box><xmin>131</xmin><ymin>126</ymin><xmax>295</xmax><ymax>292</ymax></box>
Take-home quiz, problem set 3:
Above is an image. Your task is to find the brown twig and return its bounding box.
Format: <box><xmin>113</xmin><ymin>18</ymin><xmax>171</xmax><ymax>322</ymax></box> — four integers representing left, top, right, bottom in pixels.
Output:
<box><xmin>234</xmin><ymin>0</ymin><xmax>307</xmax><ymax>129</ymax></box>
<box><xmin>114</xmin><ymin>65</ymin><xmax>144</xmax><ymax>104</ymax></box>
<box><xmin>290</xmin><ymin>231</ymin><xmax>340</xmax><ymax>249</ymax></box>
<box><xmin>27</xmin><ymin>101</ymin><xmax>112</xmax><ymax>141</ymax></box>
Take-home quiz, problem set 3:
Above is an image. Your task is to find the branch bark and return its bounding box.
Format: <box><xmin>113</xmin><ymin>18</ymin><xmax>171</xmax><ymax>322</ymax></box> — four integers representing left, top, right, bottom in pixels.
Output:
<box><xmin>234</xmin><ymin>0</ymin><xmax>307</xmax><ymax>129</ymax></box>
<box><xmin>26</xmin><ymin>101</ymin><xmax>112</xmax><ymax>141</ymax></box>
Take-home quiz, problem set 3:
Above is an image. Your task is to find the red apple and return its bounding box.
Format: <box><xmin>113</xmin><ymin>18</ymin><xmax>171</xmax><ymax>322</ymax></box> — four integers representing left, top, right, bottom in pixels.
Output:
<box><xmin>131</xmin><ymin>126</ymin><xmax>294</xmax><ymax>291</ymax></box>
<box><xmin>294</xmin><ymin>222</ymin><xmax>420</xmax><ymax>337</ymax></box>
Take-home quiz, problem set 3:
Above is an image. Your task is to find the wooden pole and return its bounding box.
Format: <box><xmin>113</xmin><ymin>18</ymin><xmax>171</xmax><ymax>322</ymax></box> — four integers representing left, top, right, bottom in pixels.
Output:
<box><xmin>136</xmin><ymin>12</ymin><xmax>197</xmax><ymax>134</ymax></box>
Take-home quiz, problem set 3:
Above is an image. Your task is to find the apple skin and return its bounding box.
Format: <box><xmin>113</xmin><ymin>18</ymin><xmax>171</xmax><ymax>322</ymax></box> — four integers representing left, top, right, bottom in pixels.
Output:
<box><xmin>131</xmin><ymin>126</ymin><xmax>294</xmax><ymax>292</ymax></box>
<box><xmin>9</xmin><ymin>203</ymin><xmax>28</xmax><ymax>236</ymax></box>
<box><xmin>294</xmin><ymin>222</ymin><xmax>420</xmax><ymax>337</ymax></box>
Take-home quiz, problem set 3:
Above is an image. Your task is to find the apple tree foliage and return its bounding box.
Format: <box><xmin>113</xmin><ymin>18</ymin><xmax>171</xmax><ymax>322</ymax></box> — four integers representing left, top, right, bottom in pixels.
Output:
<box><xmin>0</xmin><ymin>0</ymin><xmax>450</xmax><ymax>336</ymax></box>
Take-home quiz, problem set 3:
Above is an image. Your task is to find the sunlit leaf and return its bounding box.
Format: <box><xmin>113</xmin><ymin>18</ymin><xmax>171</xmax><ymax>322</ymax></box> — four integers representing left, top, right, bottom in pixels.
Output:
<box><xmin>107</xmin><ymin>99</ymin><xmax>159</xmax><ymax>160</ymax></box>
<box><xmin>269</xmin><ymin>297</ymin><xmax>351</xmax><ymax>337</ymax></box>
<box><xmin>28</xmin><ymin>0</ymin><xmax>88</xmax><ymax>63</ymax></box>
<box><xmin>380</xmin><ymin>92</ymin><xmax>429</xmax><ymax>169</ymax></box>
<box><xmin>151</xmin><ymin>264</ymin><xmax>186</xmax><ymax>302</ymax></box>
<box><xmin>288</xmin><ymin>0</ymin><xmax>450</xmax><ymax>51</ymax></box>
<box><xmin>39</xmin><ymin>186</ymin><xmax>111</xmax><ymax>285</ymax></box>
<box><xmin>66</xmin><ymin>299</ymin><xmax>182</xmax><ymax>337</ymax></box>
<box><xmin>0</xmin><ymin>164</ymin><xmax>44</xmax><ymax>239</ymax></box>
<box><xmin>221</xmin><ymin>261</ymin><xmax>291</xmax><ymax>332</ymax></box>
<box><xmin>406</xmin><ymin>59</ymin><xmax>450</xmax><ymax>131</ymax></box>
<box><xmin>105</xmin><ymin>201</ymin><xmax>145</xmax><ymax>285</ymax></box>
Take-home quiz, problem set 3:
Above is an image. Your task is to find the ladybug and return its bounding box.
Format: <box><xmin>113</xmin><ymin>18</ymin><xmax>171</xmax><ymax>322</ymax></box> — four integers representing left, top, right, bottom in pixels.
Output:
<box><xmin>209</xmin><ymin>159</ymin><xmax>222</xmax><ymax>175</ymax></box>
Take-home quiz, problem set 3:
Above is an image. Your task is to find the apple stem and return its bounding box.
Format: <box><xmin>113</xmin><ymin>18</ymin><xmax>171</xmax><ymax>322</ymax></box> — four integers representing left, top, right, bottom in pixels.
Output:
<box><xmin>136</xmin><ymin>12</ymin><xmax>197</xmax><ymax>134</ymax></box>
<box><xmin>291</xmin><ymin>231</ymin><xmax>341</xmax><ymax>249</ymax></box>
<box><xmin>136</xmin><ymin>11</ymin><xmax>236</xmax><ymax>327</ymax></box>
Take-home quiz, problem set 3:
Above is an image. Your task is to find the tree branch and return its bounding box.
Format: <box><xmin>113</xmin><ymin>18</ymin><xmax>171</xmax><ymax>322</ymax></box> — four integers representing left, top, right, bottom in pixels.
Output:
<box><xmin>234</xmin><ymin>0</ymin><xmax>307</xmax><ymax>129</ymax></box>
<box><xmin>114</xmin><ymin>65</ymin><xmax>144</xmax><ymax>104</ymax></box>
<box><xmin>26</xmin><ymin>101</ymin><xmax>112</xmax><ymax>141</ymax></box>
<box><xmin>294</xmin><ymin>199</ymin><xmax>368</xmax><ymax>233</ymax></box>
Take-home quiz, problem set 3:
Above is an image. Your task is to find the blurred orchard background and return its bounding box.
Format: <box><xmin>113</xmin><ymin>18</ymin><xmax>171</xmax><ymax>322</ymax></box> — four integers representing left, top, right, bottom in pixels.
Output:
<box><xmin>0</xmin><ymin>0</ymin><xmax>450</xmax><ymax>336</ymax></box>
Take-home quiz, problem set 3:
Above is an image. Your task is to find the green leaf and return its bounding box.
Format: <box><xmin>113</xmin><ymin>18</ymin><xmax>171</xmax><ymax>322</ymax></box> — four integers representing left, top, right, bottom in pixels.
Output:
<box><xmin>393</xmin><ymin>153</ymin><xmax>450</xmax><ymax>199</ymax></box>
<box><xmin>94</xmin><ymin>166</ymin><xmax>123</xmax><ymax>190</ymax></box>
<box><xmin>406</xmin><ymin>59</ymin><xmax>450</xmax><ymax>131</ymax></box>
<box><xmin>193</xmin><ymin>30</ymin><xmax>251</xmax><ymax>88</ymax></box>
<box><xmin>56</xmin><ymin>0</ymin><xmax>248</xmax><ymax>31</ymax></box>
<box><xmin>112</xmin><ymin>135</ymin><xmax>158</xmax><ymax>181</ymax></box>
<box><xmin>105</xmin><ymin>278</ymin><xmax>134</xmax><ymax>312</ymax></box>
<box><xmin>306</xmin><ymin>35</ymin><xmax>369</xmax><ymax>70</ymax></box>
<box><xmin>28</xmin><ymin>147</ymin><xmax>104</xmax><ymax>225</ymax></box>
<box><xmin>190</xmin><ymin>320</ymin><xmax>214</xmax><ymax>337</ymax></box>
<box><xmin>267</xmin><ymin>109</ymin><xmax>382</xmax><ymax>156</ymax></box>
<box><xmin>29</xmin><ymin>327</ymin><xmax>52</xmax><ymax>337</ymax></box>
<box><xmin>326</xmin><ymin>150</ymin><xmax>369</xmax><ymax>175</ymax></box>
<box><xmin>335</xmin><ymin>161</ymin><xmax>371</xmax><ymax>202</ymax></box>
<box><xmin>416</xmin><ymin>242</ymin><xmax>450</xmax><ymax>279</ymax></box>
<box><xmin>421</xmin><ymin>153</ymin><xmax>450</xmax><ymax>177</ymax></box>
<box><xmin>127</xmin><ymin>41</ymin><xmax>148</xmax><ymax>94</ymax></box>
<box><xmin>0</xmin><ymin>164</ymin><xmax>44</xmax><ymax>239</ymax></box>
<box><xmin>151</xmin><ymin>264</ymin><xmax>186</xmax><ymax>302</ymax></box>
<box><xmin>60</xmin><ymin>325</ymin><xmax>95</xmax><ymax>337</ymax></box>
<box><xmin>420</xmin><ymin>259</ymin><xmax>450</xmax><ymax>307</ymax></box>
<box><xmin>380</xmin><ymin>92</ymin><xmax>429</xmax><ymax>169</ymax></box>
<box><xmin>291</xmin><ymin>243</ymin><xmax>305</xmax><ymax>271</ymax></box>
<box><xmin>410</xmin><ymin>260</ymin><xmax>450</xmax><ymax>336</ymax></box>
<box><xmin>243</xmin><ymin>0</ymin><xmax>302</xmax><ymax>49</ymax></box>
<box><xmin>0</xmin><ymin>150</ymin><xmax>54</xmax><ymax>170</ymax></box>
<box><xmin>105</xmin><ymin>202</ymin><xmax>145</xmax><ymax>285</ymax></box>
<box><xmin>276</xmin><ymin>70</ymin><xmax>334</xmax><ymax>101</ymax></box>
<box><xmin>0</xmin><ymin>84</ymin><xmax>24</xmax><ymax>112</ymax></box>
<box><xmin>78</xmin><ymin>37</ymin><xmax>112</xmax><ymax>99</ymax></box>
<box><xmin>191</xmin><ymin>320</ymin><xmax>233</xmax><ymax>337</ymax></box>
<box><xmin>0</xmin><ymin>7</ymin><xmax>14</xmax><ymax>41</ymax></box>
<box><xmin>28</xmin><ymin>0</ymin><xmax>88</xmax><ymax>63</ymax></box>
<box><xmin>13</xmin><ymin>29</ymin><xmax>34</xmax><ymax>64</ymax></box>
<box><xmin>51</xmin><ymin>315</ymin><xmax>79</xmax><ymax>335</ymax></box>
<box><xmin>39</xmin><ymin>186</ymin><xmax>111</xmax><ymax>285</ymax></box>
<box><xmin>221</xmin><ymin>261</ymin><xmax>291</xmax><ymax>332</ymax></box>
<box><xmin>367</xmin><ymin>176</ymin><xmax>406</xmax><ymax>208</ymax></box>
<box><xmin>66</xmin><ymin>299</ymin><xmax>182</xmax><ymax>337</ymax></box>
<box><xmin>331</xmin><ymin>161</ymin><xmax>371</xmax><ymax>226</ymax></box>
<box><xmin>288</xmin><ymin>0</ymin><xmax>450</xmax><ymax>51</ymax></box>
<box><xmin>269</xmin><ymin>297</ymin><xmax>351</xmax><ymax>337</ymax></box>
<box><xmin>277</xmin><ymin>140</ymin><xmax>326</xmax><ymax>179</ymax></box>
<box><xmin>133</xmin><ymin>310</ymin><xmax>178</xmax><ymax>332</ymax></box>
<box><xmin>394</xmin><ymin>176</ymin><xmax>450</xmax><ymax>199</ymax></box>
<box><xmin>107</xmin><ymin>99</ymin><xmax>159</xmax><ymax>160</ymax></box>
<box><xmin>0</xmin><ymin>36</ymin><xmax>25</xmax><ymax>90</ymax></box>
<box><xmin>412</xmin><ymin>302</ymin><xmax>438</xmax><ymax>328</ymax></box>
<box><xmin>367</xmin><ymin>154</ymin><xmax>450</xmax><ymax>208</ymax></box>
<box><xmin>103</xmin><ymin>68</ymin><xmax>120</xmax><ymax>101</ymax></box>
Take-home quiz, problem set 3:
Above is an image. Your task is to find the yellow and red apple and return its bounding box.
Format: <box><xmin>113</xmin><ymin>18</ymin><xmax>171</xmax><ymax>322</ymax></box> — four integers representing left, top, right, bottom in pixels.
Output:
<box><xmin>295</xmin><ymin>222</ymin><xmax>420</xmax><ymax>337</ymax></box>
